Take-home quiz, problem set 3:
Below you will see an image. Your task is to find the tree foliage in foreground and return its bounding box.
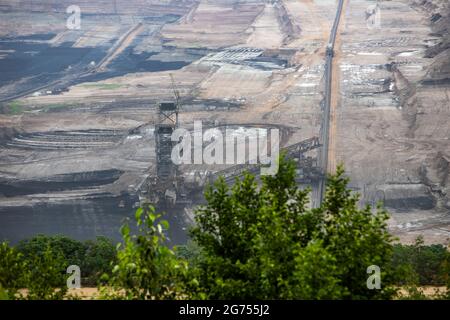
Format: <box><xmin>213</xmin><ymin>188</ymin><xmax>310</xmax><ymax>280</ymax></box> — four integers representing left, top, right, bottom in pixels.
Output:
<box><xmin>189</xmin><ymin>156</ymin><xmax>397</xmax><ymax>299</ymax></box>
<box><xmin>101</xmin><ymin>205</ymin><xmax>190</xmax><ymax>299</ymax></box>
<box><xmin>0</xmin><ymin>241</ymin><xmax>67</xmax><ymax>299</ymax></box>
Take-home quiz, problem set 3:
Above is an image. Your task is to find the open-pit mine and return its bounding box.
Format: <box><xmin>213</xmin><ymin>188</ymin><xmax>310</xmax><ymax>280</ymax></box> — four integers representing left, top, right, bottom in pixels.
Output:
<box><xmin>0</xmin><ymin>0</ymin><xmax>449</xmax><ymax>245</ymax></box>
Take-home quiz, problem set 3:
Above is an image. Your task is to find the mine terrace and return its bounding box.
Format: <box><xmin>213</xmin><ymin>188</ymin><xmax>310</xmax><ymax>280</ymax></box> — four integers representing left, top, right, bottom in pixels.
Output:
<box><xmin>0</xmin><ymin>0</ymin><xmax>449</xmax><ymax>246</ymax></box>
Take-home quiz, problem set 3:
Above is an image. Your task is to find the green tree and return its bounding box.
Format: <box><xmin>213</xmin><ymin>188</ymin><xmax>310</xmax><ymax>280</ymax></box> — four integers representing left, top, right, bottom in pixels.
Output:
<box><xmin>24</xmin><ymin>245</ymin><xmax>68</xmax><ymax>300</ymax></box>
<box><xmin>17</xmin><ymin>235</ymin><xmax>116</xmax><ymax>286</ymax></box>
<box><xmin>316</xmin><ymin>166</ymin><xmax>397</xmax><ymax>299</ymax></box>
<box><xmin>0</xmin><ymin>241</ymin><xmax>69</xmax><ymax>300</ymax></box>
<box><xmin>286</xmin><ymin>240</ymin><xmax>345</xmax><ymax>299</ymax></box>
<box><xmin>190</xmin><ymin>156</ymin><xmax>398</xmax><ymax>299</ymax></box>
<box><xmin>17</xmin><ymin>235</ymin><xmax>85</xmax><ymax>268</ymax></box>
<box><xmin>103</xmin><ymin>205</ymin><xmax>189</xmax><ymax>299</ymax></box>
<box><xmin>0</xmin><ymin>242</ymin><xmax>26</xmax><ymax>299</ymax></box>
<box><xmin>82</xmin><ymin>236</ymin><xmax>117</xmax><ymax>286</ymax></box>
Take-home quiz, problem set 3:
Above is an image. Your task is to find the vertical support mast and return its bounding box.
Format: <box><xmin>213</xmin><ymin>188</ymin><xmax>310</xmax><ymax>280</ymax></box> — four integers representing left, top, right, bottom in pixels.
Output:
<box><xmin>170</xmin><ymin>73</ymin><xmax>180</xmax><ymax>127</ymax></box>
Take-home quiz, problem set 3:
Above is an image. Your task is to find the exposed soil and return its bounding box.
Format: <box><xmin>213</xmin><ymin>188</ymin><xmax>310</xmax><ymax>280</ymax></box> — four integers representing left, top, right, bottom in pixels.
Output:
<box><xmin>0</xmin><ymin>0</ymin><xmax>449</xmax><ymax>245</ymax></box>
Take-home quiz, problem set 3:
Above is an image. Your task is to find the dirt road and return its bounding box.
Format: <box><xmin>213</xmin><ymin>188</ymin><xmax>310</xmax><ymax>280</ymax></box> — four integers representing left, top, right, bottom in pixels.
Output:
<box><xmin>328</xmin><ymin>0</ymin><xmax>348</xmax><ymax>174</ymax></box>
<box><xmin>97</xmin><ymin>23</ymin><xmax>145</xmax><ymax>72</ymax></box>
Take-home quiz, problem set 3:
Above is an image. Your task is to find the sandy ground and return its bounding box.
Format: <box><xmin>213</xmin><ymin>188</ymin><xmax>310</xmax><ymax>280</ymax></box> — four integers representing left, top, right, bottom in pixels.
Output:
<box><xmin>20</xmin><ymin>286</ymin><xmax>448</xmax><ymax>300</ymax></box>
<box><xmin>67</xmin><ymin>287</ymin><xmax>100</xmax><ymax>300</ymax></box>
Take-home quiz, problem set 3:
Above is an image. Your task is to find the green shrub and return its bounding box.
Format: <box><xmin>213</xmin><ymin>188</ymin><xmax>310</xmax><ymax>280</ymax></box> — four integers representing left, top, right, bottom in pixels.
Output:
<box><xmin>0</xmin><ymin>242</ymin><xmax>26</xmax><ymax>299</ymax></box>
<box><xmin>392</xmin><ymin>237</ymin><xmax>449</xmax><ymax>286</ymax></box>
<box><xmin>1</xmin><ymin>156</ymin><xmax>448</xmax><ymax>300</ymax></box>
<box><xmin>23</xmin><ymin>245</ymin><xmax>68</xmax><ymax>300</ymax></box>
<box><xmin>16</xmin><ymin>235</ymin><xmax>116</xmax><ymax>286</ymax></box>
<box><xmin>0</xmin><ymin>241</ymin><xmax>69</xmax><ymax>300</ymax></box>
<box><xmin>102</xmin><ymin>205</ymin><xmax>189</xmax><ymax>299</ymax></box>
